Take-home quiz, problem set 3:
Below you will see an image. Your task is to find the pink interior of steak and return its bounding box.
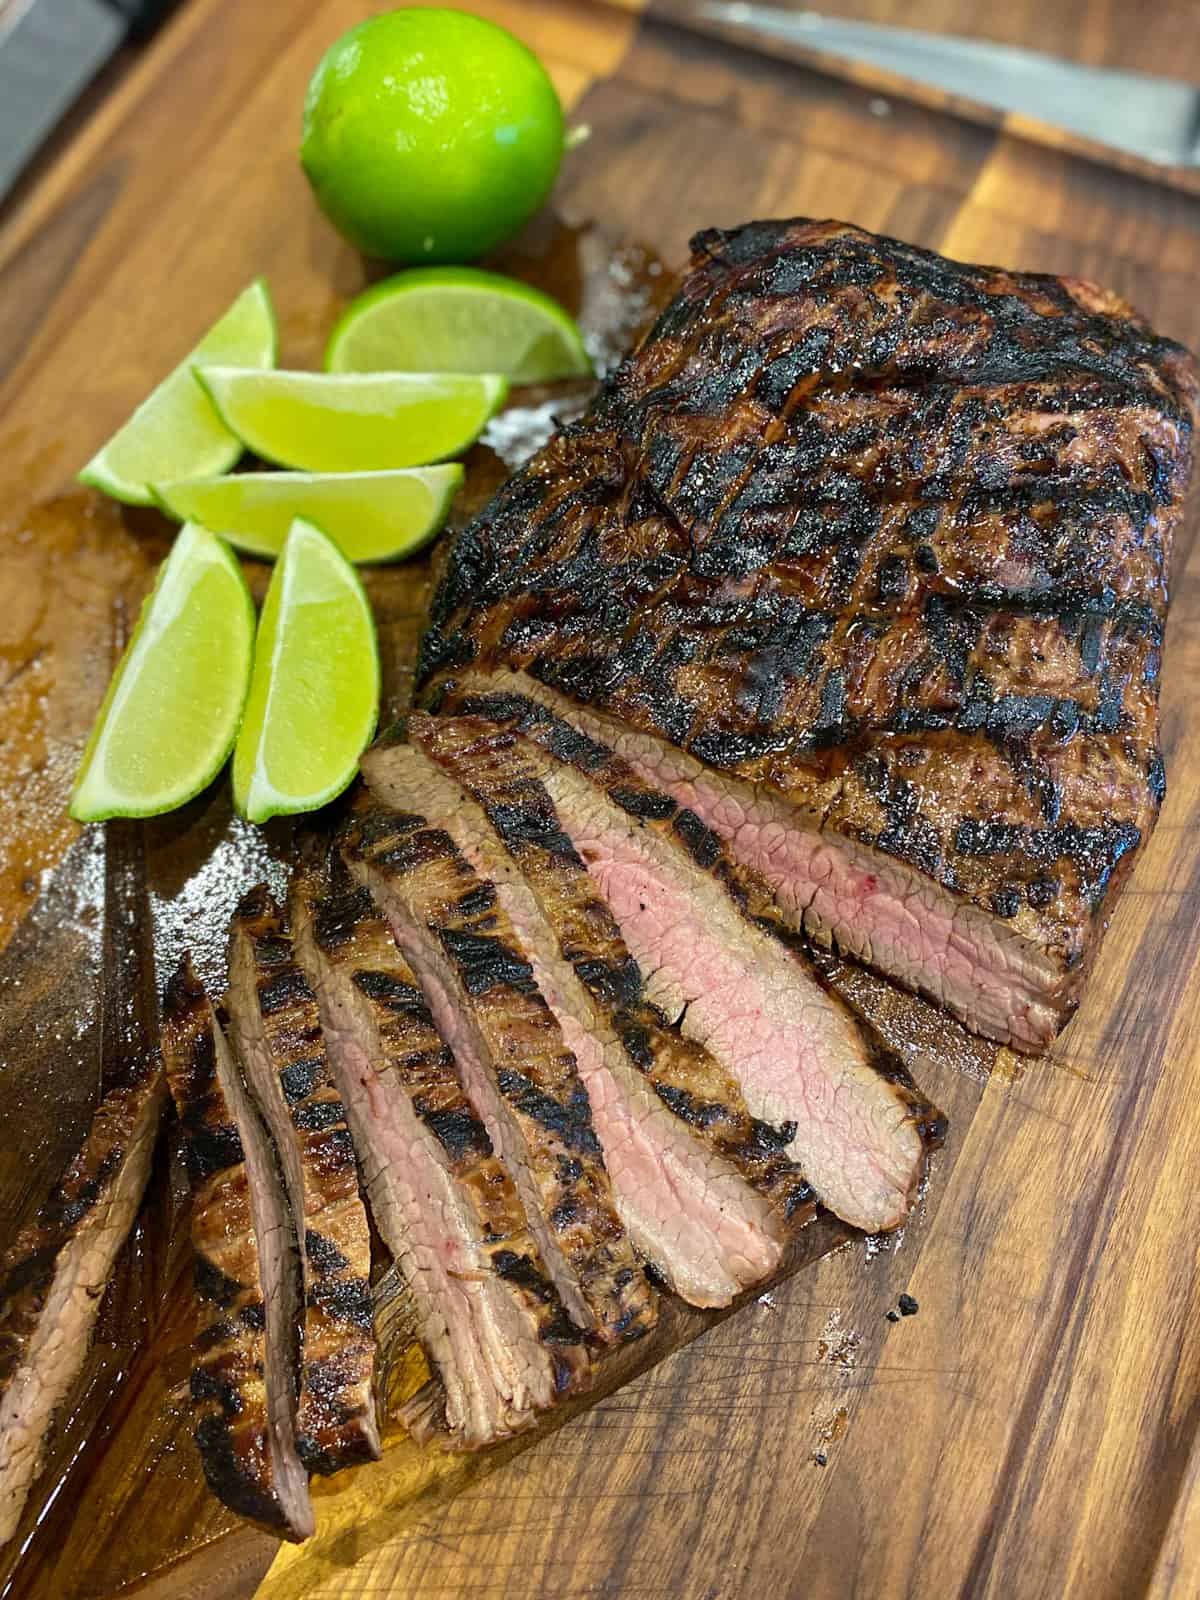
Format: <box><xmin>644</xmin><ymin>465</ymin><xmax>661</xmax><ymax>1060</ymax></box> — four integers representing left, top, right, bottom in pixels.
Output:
<box><xmin>0</xmin><ymin>1076</ymin><xmax>163</xmax><ymax>1546</ymax></box>
<box><xmin>369</xmin><ymin>745</ymin><xmax>783</xmax><ymax>1306</ymax></box>
<box><xmin>463</xmin><ymin>672</ymin><xmax>1064</xmax><ymax>1051</ymax></box>
<box><xmin>495</xmin><ymin>930</ymin><xmax>782</xmax><ymax>1303</ymax></box>
<box><xmin>569</xmin><ymin>1051</ymin><xmax>780</xmax><ymax>1303</ymax></box>
<box><xmin>536</xmin><ymin>758</ymin><xmax>927</xmax><ymax>1233</ymax></box>
<box><xmin>210</xmin><ymin>1016</ymin><xmax>313</xmax><ymax>1538</ymax></box>
<box><xmin>309</xmin><ymin>989</ymin><xmax>557</xmax><ymax>1444</ymax></box>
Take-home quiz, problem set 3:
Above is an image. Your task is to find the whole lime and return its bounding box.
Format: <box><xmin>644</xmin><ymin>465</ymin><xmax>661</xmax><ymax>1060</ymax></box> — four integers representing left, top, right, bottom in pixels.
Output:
<box><xmin>300</xmin><ymin>8</ymin><xmax>566</xmax><ymax>264</ymax></box>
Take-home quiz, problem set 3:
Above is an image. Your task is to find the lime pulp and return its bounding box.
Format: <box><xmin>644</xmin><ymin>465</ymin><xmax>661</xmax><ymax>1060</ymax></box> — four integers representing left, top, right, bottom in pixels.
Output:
<box><xmin>70</xmin><ymin>524</ymin><xmax>255</xmax><ymax>820</ymax></box>
<box><xmin>232</xmin><ymin>519</ymin><xmax>379</xmax><ymax>822</ymax></box>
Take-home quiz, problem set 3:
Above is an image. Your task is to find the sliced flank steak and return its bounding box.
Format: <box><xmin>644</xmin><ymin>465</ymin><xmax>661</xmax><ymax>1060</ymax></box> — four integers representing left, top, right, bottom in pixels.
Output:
<box><xmin>160</xmin><ymin>958</ymin><xmax>313</xmax><ymax>1542</ymax></box>
<box><xmin>226</xmin><ymin>888</ymin><xmax>378</xmax><ymax>1477</ymax></box>
<box><xmin>418</xmin><ymin>219</ymin><xmax>1200</xmax><ymax>1051</ymax></box>
<box><xmin>433</xmin><ymin>690</ymin><xmax>943</xmax><ymax>1235</ymax></box>
<box><xmin>338</xmin><ymin>804</ymin><xmax>656</xmax><ymax>1346</ymax></box>
<box><xmin>364</xmin><ymin>724</ymin><xmax>812</xmax><ymax>1307</ymax></box>
<box><xmin>0</xmin><ymin>1051</ymin><xmax>165</xmax><ymax>1546</ymax></box>
<box><xmin>290</xmin><ymin>854</ymin><xmax>588</xmax><ymax>1446</ymax></box>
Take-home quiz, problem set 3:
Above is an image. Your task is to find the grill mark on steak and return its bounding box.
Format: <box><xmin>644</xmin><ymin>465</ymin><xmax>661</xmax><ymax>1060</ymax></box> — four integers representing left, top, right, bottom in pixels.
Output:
<box><xmin>160</xmin><ymin>959</ymin><xmax>314</xmax><ymax>1542</ymax></box>
<box><xmin>339</xmin><ymin>805</ymin><xmax>655</xmax><ymax>1345</ymax></box>
<box><xmin>364</xmin><ymin>730</ymin><xmax>809</xmax><ymax>1307</ymax></box>
<box><xmin>290</xmin><ymin>862</ymin><xmax>586</xmax><ymax>1446</ymax></box>
<box><xmin>0</xmin><ymin>1061</ymin><xmax>165</xmax><ymax>1546</ymax></box>
<box><xmin>417</xmin><ymin>218</ymin><xmax>1198</xmax><ymax>1049</ymax></box>
<box><xmin>226</xmin><ymin>889</ymin><xmax>378</xmax><ymax>1477</ymax></box>
<box><xmin>432</xmin><ymin>691</ymin><xmax>941</xmax><ymax>1234</ymax></box>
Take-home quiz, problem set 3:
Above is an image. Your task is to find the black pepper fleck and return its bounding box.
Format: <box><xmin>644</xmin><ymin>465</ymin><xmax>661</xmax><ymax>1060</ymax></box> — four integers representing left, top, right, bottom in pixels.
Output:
<box><xmin>813</xmin><ymin>1451</ymin><xmax>827</xmax><ymax>1467</ymax></box>
<box><xmin>885</xmin><ymin>1309</ymin><xmax>900</xmax><ymax>1324</ymax></box>
<box><xmin>898</xmin><ymin>1293</ymin><xmax>919</xmax><ymax>1317</ymax></box>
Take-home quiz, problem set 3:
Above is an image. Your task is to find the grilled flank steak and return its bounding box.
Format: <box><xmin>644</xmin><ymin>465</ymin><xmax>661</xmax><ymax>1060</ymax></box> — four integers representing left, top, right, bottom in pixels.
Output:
<box><xmin>226</xmin><ymin>888</ymin><xmax>379</xmax><ymax>1477</ymax></box>
<box><xmin>0</xmin><ymin>1052</ymin><xmax>165</xmax><ymax>1546</ymax></box>
<box><xmin>400</xmin><ymin>708</ymin><xmax>940</xmax><ymax>1235</ymax></box>
<box><xmin>338</xmin><ymin>804</ymin><xmax>657</xmax><ymax>1346</ymax></box>
<box><xmin>364</xmin><ymin>729</ymin><xmax>811</xmax><ymax>1305</ymax></box>
<box><xmin>290</xmin><ymin>857</ymin><xmax>589</xmax><ymax>1445</ymax></box>
<box><xmin>419</xmin><ymin>219</ymin><xmax>1199</xmax><ymax>1051</ymax></box>
<box><xmin>160</xmin><ymin>959</ymin><xmax>313</xmax><ymax>1542</ymax></box>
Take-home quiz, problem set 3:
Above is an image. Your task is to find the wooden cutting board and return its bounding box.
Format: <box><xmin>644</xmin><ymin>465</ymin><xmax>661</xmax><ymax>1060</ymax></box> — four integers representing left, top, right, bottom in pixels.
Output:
<box><xmin>3</xmin><ymin>2</ymin><xmax>1200</xmax><ymax>1597</ymax></box>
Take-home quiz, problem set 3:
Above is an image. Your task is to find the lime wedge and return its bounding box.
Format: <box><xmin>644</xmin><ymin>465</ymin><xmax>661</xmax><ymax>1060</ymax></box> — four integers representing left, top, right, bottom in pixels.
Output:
<box><xmin>325</xmin><ymin>267</ymin><xmax>593</xmax><ymax>383</ymax></box>
<box><xmin>196</xmin><ymin>367</ymin><xmax>506</xmax><ymax>473</ymax></box>
<box><xmin>153</xmin><ymin>465</ymin><xmax>462</xmax><ymax>563</ymax></box>
<box><xmin>79</xmin><ymin>280</ymin><xmax>277</xmax><ymax>506</ymax></box>
<box><xmin>70</xmin><ymin>524</ymin><xmax>254</xmax><ymax>821</ymax></box>
<box><xmin>232</xmin><ymin>519</ymin><xmax>379</xmax><ymax>822</ymax></box>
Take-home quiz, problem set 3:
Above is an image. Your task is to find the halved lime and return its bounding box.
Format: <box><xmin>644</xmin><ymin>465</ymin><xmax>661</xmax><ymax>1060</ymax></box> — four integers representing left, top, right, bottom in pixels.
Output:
<box><xmin>325</xmin><ymin>268</ymin><xmax>592</xmax><ymax>383</ymax></box>
<box><xmin>79</xmin><ymin>280</ymin><xmax>277</xmax><ymax>506</ymax></box>
<box><xmin>70</xmin><ymin>524</ymin><xmax>255</xmax><ymax>821</ymax></box>
<box><xmin>196</xmin><ymin>367</ymin><xmax>506</xmax><ymax>473</ymax></box>
<box><xmin>153</xmin><ymin>465</ymin><xmax>462</xmax><ymax>563</ymax></box>
<box><xmin>232</xmin><ymin>519</ymin><xmax>379</xmax><ymax>823</ymax></box>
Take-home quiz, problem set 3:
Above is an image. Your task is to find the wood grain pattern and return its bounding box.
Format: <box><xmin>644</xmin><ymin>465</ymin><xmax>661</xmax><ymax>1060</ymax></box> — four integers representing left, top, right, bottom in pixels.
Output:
<box><xmin>2</xmin><ymin>2</ymin><xmax>1200</xmax><ymax>1598</ymax></box>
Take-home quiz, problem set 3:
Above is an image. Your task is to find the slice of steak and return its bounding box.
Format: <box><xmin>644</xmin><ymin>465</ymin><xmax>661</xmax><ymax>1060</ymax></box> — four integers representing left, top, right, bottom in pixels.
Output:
<box><xmin>419</xmin><ymin>219</ymin><xmax>1199</xmax><ymax>1051</ymax></box>
<box><xmin>160</xmin><ymin>958</ymin><xmax>314</xmax><ymax>1541</ymax></box>
<box><xmin>364</xmin><ymin>730</ymin><xmax>812</xmax><ymax>1306</ymax></box>
<box><xmin>454</xmin><ymin>668</ymin><xmax>1067</xmax><ymax>1050</ymax></box>
<box><xmin>431</xmin><ymin>692</ymin><xmax>943</xmax><ymax>1235</ymax></box>
<box><xmin>338</xmin><ymin>804</ymin><xmax>656</xmax><ymax>1345</ymax></box>
<box><xmin>289</xmin><ymin>856</ymin><xmax>588</xmax><ymax>1446</ymax></box>
<box><xmin>0</xmin><ymin>1057</ymin><xmax>165</xmax><ymax>1546</ymax></box>
<box><xmin>225</xmin><ymin>888</ymin><xmax>378</xmax><ymax>1477</ymax></box>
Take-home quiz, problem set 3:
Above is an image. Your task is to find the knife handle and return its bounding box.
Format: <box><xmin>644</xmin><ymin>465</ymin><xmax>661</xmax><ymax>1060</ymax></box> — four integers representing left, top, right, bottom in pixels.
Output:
<box><xmin>100</xmin><ymin>0</ymin><xmax>178</xmax><ymax>41</ymax></box>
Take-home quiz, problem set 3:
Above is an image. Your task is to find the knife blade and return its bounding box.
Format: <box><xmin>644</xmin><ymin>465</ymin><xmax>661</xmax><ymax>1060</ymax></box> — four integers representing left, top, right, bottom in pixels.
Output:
<box><xmin>697</xmin><ymin>3</ymin><xmax>1200</xmax><ymax>174</ymax></box>
<box><xmin>0</xmin><ymin>0</ymin><xmax>128</xmax><ymax>205</ymax></box>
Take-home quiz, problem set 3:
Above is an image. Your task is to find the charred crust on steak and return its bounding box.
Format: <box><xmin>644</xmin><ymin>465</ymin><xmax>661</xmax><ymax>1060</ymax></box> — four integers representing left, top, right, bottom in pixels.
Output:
<box><xmin>277</xmin><ymin>1055</ymin><xmax>323</xmax><ymax>1105</ymax></box>
<box><xmin>670</xmin><ymin>809</ymin><xmax>723</xmax><ymax>869</ymax></box>
<box><xmin>313</xmin><ymin>883</ymin><xmax>375</xmax><ymax>949</ymax></box>
<box><xmin>439</xmin><ymin>926</ymin><xmax>540</xmax><ymax>997</ymax></box>
<box><xmin>193</xmin><ymin>1254</ymin><xmax>249</xmax><ymax>1314</ymax></box>
<box><xmin>254</xmin><ymin>967</ymin><xmax>317</xmax><ymax>1016</ymax></box>
<box><xmin>494</xmin><ymin>1070</ymin><xmax>604</xmax><ymax>1159</ymax></box>
<box><xmin>418</xmin><ymin>218</ymin><xmax>1198</xmax><ymax>1047</ymax></box>
<box><xmin>413</xmin><ymin>1101</ymin><xmax>495</xmax><ymax>1164</ymax></box>
<box><xmin>606</xmin><ymin>784</ymin><xmax>676</xmax><ymax>821</ymax></box>
<box><xmin>192</xmin><ymin>1412</ymin><xmax>295</xmax><ymax>1532</ymax></box>
<box><xmin>351</xmin><ymin>969</ymin><xmax>428</xmax><ymax>1012</ymax></box>
<box><xmin>180</xmin><ymin>1119</ymin><xmax>245</xmax><ymax>1186</ymax></box>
